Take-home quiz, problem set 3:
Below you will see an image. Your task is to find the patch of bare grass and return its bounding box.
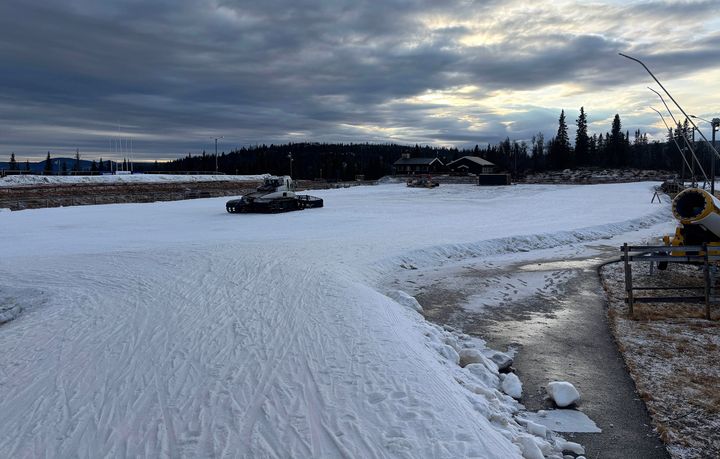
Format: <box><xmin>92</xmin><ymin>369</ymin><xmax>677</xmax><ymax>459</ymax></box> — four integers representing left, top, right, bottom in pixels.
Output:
<box><xmin>600</xmin><ymin>261</ymin><xmax>720</xmax><ymax>458</ymax></box>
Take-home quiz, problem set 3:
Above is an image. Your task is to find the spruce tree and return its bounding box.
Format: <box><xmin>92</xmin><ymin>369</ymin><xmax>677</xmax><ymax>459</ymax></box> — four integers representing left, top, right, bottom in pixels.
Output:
<box><xmin>549</xmin><ymin>110</ymin><xmax>571</xmax><ymax>169</ymax></box>
<box><xmin>575</xmin><ymin>107</ymin><xmax>589</xmax><ymax>166</ymax></box>
<box><xmin>610</xmin><ymin>114</ymin><xmax>625</xmax><ymax>166</ymax></box>
<box><xmin>74</xmin><ymin>149</ymin><xmax>81</xmax><ymax>172</ymax></box>
<box><xmin>9</xmin><ymin>153</ymin><xmax>17</xmax><ymax>170</ymax></box>
<box><xmin>44</xmin><ymin>152</ymin><xmax>53</xmax><ymax>174</ymax></box>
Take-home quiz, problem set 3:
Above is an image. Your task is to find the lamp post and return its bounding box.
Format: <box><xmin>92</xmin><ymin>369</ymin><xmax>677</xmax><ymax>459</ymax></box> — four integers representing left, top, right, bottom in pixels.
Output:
<box><xmin>691</xmin><ymin>115</ymin><xmax>720</xmax><ymax>195</ymax></box>
<box><xmin>213</xmin><ymin>136</ymin><xmax>224</xmax><ymax>173</ymax></box>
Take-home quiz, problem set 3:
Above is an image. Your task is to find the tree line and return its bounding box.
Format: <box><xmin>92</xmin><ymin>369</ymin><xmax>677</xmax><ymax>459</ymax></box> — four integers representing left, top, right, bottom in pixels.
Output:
<box><xmin>160</xmin><ymin>108</ymin><xmax>708</xmax><ymax>180</ymax></box>
<box><xmin>5</xmin><ymin>108</ymin><xmax>713</xmax><ymax>180</ymax></box>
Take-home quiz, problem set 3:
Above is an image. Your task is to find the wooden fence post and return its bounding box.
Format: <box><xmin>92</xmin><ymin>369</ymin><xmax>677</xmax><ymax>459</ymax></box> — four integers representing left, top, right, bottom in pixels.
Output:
<box><xmin>703</xmin><ymin>244</ymin><xmax>711</xmax><ymax>320</ymax></box>
<box><xmin>623</xmin><ymin>243</ymin><xmax>634</xmax><ymax>317</ymax></box>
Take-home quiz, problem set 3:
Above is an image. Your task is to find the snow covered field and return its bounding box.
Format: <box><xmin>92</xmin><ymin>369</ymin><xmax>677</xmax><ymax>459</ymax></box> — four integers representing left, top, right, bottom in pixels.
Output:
<box><xmin>0</xmin><ymin>183</ymin><xmax>672</xmax><ymax>458</ymax></box>
<box><xmin>0</xmin><ymin>173</ymin><xmax>268</xmax><ymax>187</ymax></box>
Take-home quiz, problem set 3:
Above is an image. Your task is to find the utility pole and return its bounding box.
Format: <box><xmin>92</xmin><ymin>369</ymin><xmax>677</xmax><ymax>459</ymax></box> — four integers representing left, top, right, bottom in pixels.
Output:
<box><xmin>714</xmin><ymin>119</ymin><xmax>719</xmax><ymax>195</ymax></box>
<box><xmin>214</xmin><ymin>136</ymin><xmax>224</xmax><ymax>173</ymax></box>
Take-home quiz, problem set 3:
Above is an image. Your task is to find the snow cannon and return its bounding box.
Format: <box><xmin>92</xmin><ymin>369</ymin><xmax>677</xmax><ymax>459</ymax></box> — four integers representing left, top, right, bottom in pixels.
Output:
<box><xmin>664</xmin><ymin>188</ymin><xmax>720</xmax><ymax>256</ymax></box>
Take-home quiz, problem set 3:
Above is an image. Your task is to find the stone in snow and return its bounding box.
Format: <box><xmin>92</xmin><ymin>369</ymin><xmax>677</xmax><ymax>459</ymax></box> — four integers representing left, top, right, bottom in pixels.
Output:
<box><xmin>459</xmin><ymin>348</ymin><xmax>500</xmax><ymax>375</ymax></box>
<box><xmin>485</xmin><ymin>350</ymin><xmax>514</xmax><ymax>371</ymax></box>
<box><xmin>546</xmin><ymin>381</ymin><xmax>580</xmax><ymax>408</ymax></box>
<box><xmin>459</xmin><ymin>348</ymin><xmax>491</xmax><ymax>368</ymax></box>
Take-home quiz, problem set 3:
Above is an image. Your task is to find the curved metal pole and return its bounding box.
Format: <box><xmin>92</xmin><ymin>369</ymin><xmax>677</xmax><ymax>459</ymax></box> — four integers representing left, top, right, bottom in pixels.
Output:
<box><xmin>650</xmin><ymin>107</ymin><xmax>694</xmax><ymax>174</ymax></box>
<box><xmin>648</xmin><ymin>87</ymin><xmax>696</xmax><ymax>155</ymax></box>
<box><xmin>647</xmin><ymin>87</ymin><xmax>708</xmax><ymax>183</ymax></box>
<box><xmin>620</xmin><ymin>53</ymin><xmax>720</xmax><ymax>160</ymax></box>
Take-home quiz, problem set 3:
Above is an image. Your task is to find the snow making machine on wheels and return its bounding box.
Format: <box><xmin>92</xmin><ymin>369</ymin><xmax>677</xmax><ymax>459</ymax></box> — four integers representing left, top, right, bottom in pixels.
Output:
<box><xmin>226</xmin><ymin>176</ymin><xmax>323</xmax><ymax>214</ymax></box>
<box><xmin>656</xmin><ymin>187</ymin><xmax>720</xmax><ymax>268</ymax></box>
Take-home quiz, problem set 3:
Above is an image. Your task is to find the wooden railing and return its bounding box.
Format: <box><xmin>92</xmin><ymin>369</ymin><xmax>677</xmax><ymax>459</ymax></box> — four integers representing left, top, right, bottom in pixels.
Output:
<box><xmin>621</xmin><ymin>243</ymin><xmax>716</xmax><ymax>319</ymax></box>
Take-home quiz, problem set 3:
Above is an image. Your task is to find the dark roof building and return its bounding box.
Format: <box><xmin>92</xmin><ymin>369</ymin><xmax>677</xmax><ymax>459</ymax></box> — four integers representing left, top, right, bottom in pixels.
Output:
<box><xmin>393</xmin><ymin>153</ymin><xmax>444</xmax><ymax>175</ymax></box>
<box><xmin>446</xmin><ymin>156</ymin><xmax>495</xmax><ymax>175</ymax></box>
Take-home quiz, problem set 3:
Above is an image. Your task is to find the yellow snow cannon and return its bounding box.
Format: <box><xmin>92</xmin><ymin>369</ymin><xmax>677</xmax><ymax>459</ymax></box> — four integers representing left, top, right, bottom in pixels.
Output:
<box><xmin>663</xmin><ymin>187</ymin><xmax>720</xmax><ymax>257</ymax></box>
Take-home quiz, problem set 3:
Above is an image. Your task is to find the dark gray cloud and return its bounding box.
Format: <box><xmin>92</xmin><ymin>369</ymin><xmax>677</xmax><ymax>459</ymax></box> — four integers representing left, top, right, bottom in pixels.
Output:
<box><xmin>0</xmin><ymin>0</ymin><xmax>718</xmax><ymax>160</ymax></box>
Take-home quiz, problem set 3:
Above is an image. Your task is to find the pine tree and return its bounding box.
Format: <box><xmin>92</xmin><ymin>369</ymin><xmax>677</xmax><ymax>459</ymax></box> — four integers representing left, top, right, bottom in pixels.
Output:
<box><xmin>9</xmin><ymin>153</ymin><xmax>18</xmax><ymax>170</ymax></box>
<box><xmin>575</xmin><ymin>107</ymin><xmax>589</xmax><ymax>166</ymax></box>
<box><xmin>44</xmin><ymin>152</ymin><xmax>53</xmax><ymax>174</ymax></box>
<box><xmin>609</xmin><ymin>114</ymin><xmax>626</xmax><ymax>166</ymax></box>
<box><xmin>74</xmin><ymin>149</ymin><xmax>81</xmax><ymax>172</ymax></box>
<box><xmin>91</xmin><ymin>160</ymin><xmax>97</xmax><ymax>172</ymax></box>
<box><xmin>549</xmin><ymin>110</ymin><xmax>571</xmax><ymax>169</ymax></box>
<box><xmin>531</xmin><ymin>132</ymin><xmax>545</xmax><ymax>170</ymax></box>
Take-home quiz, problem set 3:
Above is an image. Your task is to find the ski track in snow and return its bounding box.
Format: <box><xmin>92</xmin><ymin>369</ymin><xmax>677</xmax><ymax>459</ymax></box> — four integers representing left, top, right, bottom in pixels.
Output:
<box><xmin>0</xmin><ymin>250</ymin><xmax>515</xmax><ymax>458</ymax></box>
<box><xmin>0</xmin><ymin>183</ymin><xmax>674</xmax><ymax>458</ymax></box>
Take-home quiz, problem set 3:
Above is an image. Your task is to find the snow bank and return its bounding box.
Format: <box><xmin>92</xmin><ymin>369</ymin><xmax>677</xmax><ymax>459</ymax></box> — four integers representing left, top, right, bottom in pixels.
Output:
<box><xmin>373</xmin><ymin>208</ymin><xmax>671</xmax><ymax>280</ymax></box>
<box><xmin>0</xmin><ymin>173</ymin><xmax>268</xmax><ymax>187</ymax></box>
<box><xmin>0</xmin><ymin>182</ymin><xmax>673</xmax><ymax>457</ymax></box>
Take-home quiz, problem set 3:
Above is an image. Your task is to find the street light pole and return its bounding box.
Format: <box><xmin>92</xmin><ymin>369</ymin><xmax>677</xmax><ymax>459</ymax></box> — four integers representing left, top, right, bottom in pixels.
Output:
<box><xmin>213</xmin><ymin>136</ymin><xmax>224</xmax><ymax>173</ymax></box>
<box><xmin>712</xmin><ymin>119</ymin><xmax>719</xmax><ymax>195</ymax></box>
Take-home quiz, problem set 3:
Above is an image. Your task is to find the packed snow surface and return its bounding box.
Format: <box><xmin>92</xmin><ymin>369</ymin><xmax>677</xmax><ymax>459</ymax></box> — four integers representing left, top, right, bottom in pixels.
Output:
<box><xmin>0</xmin><ymin>183</ymin><xmax>671</xmax><ymax>457</ymax></box>
<box><xmin>0</xmin><ymin>173</ymin><xmax>267</xmax><ymax>187</ymax></box>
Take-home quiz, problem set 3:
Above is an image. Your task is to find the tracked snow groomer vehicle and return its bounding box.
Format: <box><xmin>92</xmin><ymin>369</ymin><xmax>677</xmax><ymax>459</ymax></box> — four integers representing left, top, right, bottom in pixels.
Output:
<box><xmin>226</xmin><ymin>176</ymin><xmax>323</xmax><ymax>213</ymax></box>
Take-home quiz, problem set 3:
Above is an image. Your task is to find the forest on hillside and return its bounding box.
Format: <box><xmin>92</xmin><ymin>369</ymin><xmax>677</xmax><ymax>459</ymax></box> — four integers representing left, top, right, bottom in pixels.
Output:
<box><xmin>159</xmin><ymin>109</ymin><xmax>715</xmax><ymax>180</ymax></box>
<box><xmin>5</xmin><ymin>109</ymin><xmax>716</xmax><ymax>181</ymax></box>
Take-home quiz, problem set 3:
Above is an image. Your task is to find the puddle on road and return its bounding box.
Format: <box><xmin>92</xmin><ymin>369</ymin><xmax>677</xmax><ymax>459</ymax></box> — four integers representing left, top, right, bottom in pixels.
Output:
<box><xmin>518</xmin><ymin>257</ymin><xmax>605</xmax><ymax>272</ymax></box>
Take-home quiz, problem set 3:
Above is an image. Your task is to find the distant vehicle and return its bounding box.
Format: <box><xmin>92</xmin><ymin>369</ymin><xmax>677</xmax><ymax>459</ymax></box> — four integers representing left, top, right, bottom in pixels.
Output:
<box><xmin>226</xmin><ymin>176</ymin><xmax>323</xmax><ymax>213</ymax></box>
<box><xmin>406</xmin><ymin>176</ymin><xmax>439</xmax><ymax>188</ymax></box>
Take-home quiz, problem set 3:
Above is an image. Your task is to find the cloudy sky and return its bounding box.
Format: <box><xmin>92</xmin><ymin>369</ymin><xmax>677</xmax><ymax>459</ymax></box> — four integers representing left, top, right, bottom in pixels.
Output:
<box><xmin>1</xmin><ymin>0</ymin><xmax>719</xmax><ymax>161</ymax></box>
